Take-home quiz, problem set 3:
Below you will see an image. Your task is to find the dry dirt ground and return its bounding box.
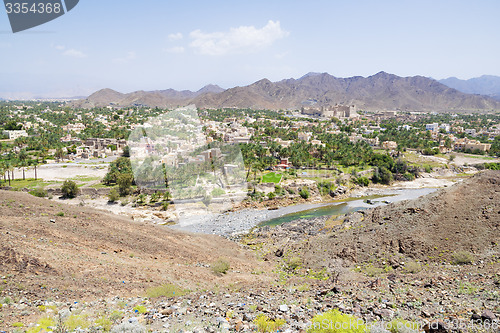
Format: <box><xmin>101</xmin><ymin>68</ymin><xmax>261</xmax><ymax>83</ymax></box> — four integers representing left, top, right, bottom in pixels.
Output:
<box><xmin>0</xmin><ymin>191</ymin><xmax>272</xmax><ymax>328</ymax></box>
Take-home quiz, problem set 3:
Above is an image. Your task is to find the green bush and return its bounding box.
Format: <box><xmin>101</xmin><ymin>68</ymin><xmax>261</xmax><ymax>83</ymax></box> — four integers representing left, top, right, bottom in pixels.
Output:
<box><xmin>267</xmin><ymin>191</ymin><xmax>276</xmax><ymax>200</ymax></box>
<box><xmin>29</xmin><ymin>188</ymin><xmax>47</xmax><ymax>198</ymax></box>
<box><xmin>211</xmin><ymin>258</ymin><xmax>230</xmax><ymax>275</ymax></box>
<box><xmin>254</xmin><ymin>314</ymin><xmax>286</xmax><ymax>333</ymax></box>
<box><xmin>133</xmin><ymin>305</ymin><xmax>147</xmax><ymax>314</ymax></box>
<box><xmin>484</xmin><ymin>162</ymin><xmax>500</xmax><ymax>170</ymax></box>
<box><xmin>108</xmin><ymin>188</ymin><xmax>120</xmax><ymax>202</ymax></box>
<box><xmin>56</xmin><ymin>212</ymin><xmax>64</xmax><ymax>217</ymax></box>
<box><xmin>274</xmin><ymin>184</ymin><xmax>286</xmax><ymax>196</ymax></box>
<box><xmin>317</xmin><ymin>181</ymin><xmax>335</xmax><ymax>196</ymax></box>
<box><xmin>372</xmin><ymin>167</ymin><xmax>393</xmax><ymax>185</ymax></box>
<box><xmin>308</xmin><ymin>309</ymin><xmax>365</xmax><ymax>333</ymax></box>
<box><xmin>363</xmin><ymin>265</ymin><xmax>384</xmax><ymax>277</ymax></box>
<box><xmin>211</xmin><ymin>187</ymin><xmax>225</xmax><ymax>197</ymax></box>
<box><xmin>404</xmin><ymin>261</ymin><xmax>421</xmax><ymax>273</ymax></box>
<box><xmin>61</xmin><ymin>180</ymin><xmax>79</xmax><ymax>198</ymax></box>
<box><xmin>26</xmin><ymin>317</ymin><xmax>55</xmax><ymax>333</ymax></box>
<box><xmin>299</xmin><ymin>187</ymin><xmax>310</xmax><ymax>199</ymax></box>
<box><xmin>117</xmin><ymin>173</ymin><xmax>133</xmax><ymax>196</ymax></box>
<box><xmin>355</xmin><ymin>176</ymin><xmax>370</xmax><ymax>187</ymax></box>
<box><xmin>146</xmin><ymin>284</ymin><xmax>189</xmax><ymax>298</ymax></box>
<box><xmin>403</xmin><ymin>172</ymin><xmax>415</xmax><ymax>181</ymax></box>
<box><xmin>451</xmin><ymin>251</ymin><xmax>474</xmax><ymax>265</ymax></box>
<box><xmin>65</xmin><ymin>314</ymin><xmax>90</xmax><ymax>331</ymax></box>
<box><xmin>95</xmin><ymin>317</ymin><xmax>112</xmax><ymax>332</ymax></box>
<box><xmin>287</xmin><ymin>256</ymin><xmax>302</xmax><ymax>271</ymax></box>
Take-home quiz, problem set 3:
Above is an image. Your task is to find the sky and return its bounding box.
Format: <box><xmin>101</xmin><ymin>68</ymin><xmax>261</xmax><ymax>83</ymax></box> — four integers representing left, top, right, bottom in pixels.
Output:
<box><xmin>1</xmin><ymin>0</ymin><xmax>500</xmax><ymax>98</ymax></box>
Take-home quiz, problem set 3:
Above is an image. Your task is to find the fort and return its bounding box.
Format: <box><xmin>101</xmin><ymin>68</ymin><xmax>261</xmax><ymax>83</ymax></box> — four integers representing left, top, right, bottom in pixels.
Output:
<box><xmin>301</xmin><ymin>104</ymin><xmax>358</xmax><ymax>118</ymax></box>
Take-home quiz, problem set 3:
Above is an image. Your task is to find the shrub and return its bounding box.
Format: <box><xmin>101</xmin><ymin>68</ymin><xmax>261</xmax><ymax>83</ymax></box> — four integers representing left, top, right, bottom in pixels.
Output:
<box><xmin>61</xmin><ymin>180</ymin><xmax>79</xmax><ymax>198</ymax></box>
<box><xmin>404</xmin><ymin>261</ymin><xmax>421</xmax><ymax>274</ymax></box>
<box><xmin>403</xmin><ymin>172</ymin><xmax>415</xmax><ymax>181</ymax></box>
<box><xmin>274</xmin><ymin>184</ymin><xmax>286</xmax><ymax>196</ymax></box>
<box><xmin>132</xmin><ymin>305</ymin><xmax>147</xmax><ymax>314</ymax></box>
<box><xmin>299</xmin><ymin>187</ymin><xmax>310</xmax><ymax>199</ymax></box>
<box><xmin>372</xmin><ymin>167</ymin><xmax>393</xmax><ymax>185</ymax></box>
<box><xmin>56</xmin><ymin>212</ymin><xmax>64</xmax><ymax>217</ymax></box>
<box><xmin>363</xmin><ymin>265</ymin><xmax>384</xmax><ymax>277</ymax></box>
<box><xmin>95</xmin><ymin>317</ymin><xmax>112</xmax><ymax>332</ymax></box>
<box><xmin>120</xmin><ymin>198</ymin><xmax>129</xmax><ymax>206</ymax></box>
<box><xmin>145</xmin><ymin>284</ymin><xmax>189</xmax><ymax>298</ymax></box>
<box><xmin>317</xmin><ymin>181</ymin><xmax>335</xmax><ymax>196</ymax></box>
<box><xmin>254</xmin><ymin>313</ymin><xmax>286</xmax><ymax>333</ymax></box>
<box><xmin>355</xmin><ymin>176</ymin><xmax>370</xmax><ymax>187</ymax></box>
<box><xmin>308</xmin><ymin>309</ymin><xmax>365</xmax><ymax>333</ymax></box>
<box><xmin>202</xmin><ymin>194</ymin><xmax>212</xmax><ymax>206</ymax></box>
<box><xmin>211</xmin><ymin>258</ymin><xmax>230</xmax><ymax>275</ymax></box>
<box><xmin>211</xmin><ymin>187</ymin><xmax>225</xmax><ymax>197</ymax></box>
<box><xmin>267</xmin><ymin>191</ymin><xmax>276</xmax><ymax>200</ymax></box>
<box><xmin>108</xmin><ymin>188</ymin><xmax>120</xmax><ymax>203</ymax></box>
<box><xmin>65</xmin><ymin>314</ymin><xmax>90</xmax><ymax>330</ymax></box>
<box><xmin>287</xmin><ymin>256</ymin><xmax>302</xmax><ymax>271</ymax></box>
<box><xmin>117</xmin><ymin>173</ymin><xmax>133</xmax><ymax>196</ymax></box>
<box><xmin>109</xmin><ymin>310</ymin><xmax>123</xmax><ymax>323</ymax></box>
<box><xmin>451</xmin><ymin>251</ymin><xmax>474</xmax><ymax>265</ymax></box>
<box><xmin>29</xmin><ymin>188</ymin><xmax>47</xmax><ymax>198</ymax></box>
<box><xmin>26</xmin><ymin>317</ymin><xmax>55</xmax><ymax>333</ymax></box>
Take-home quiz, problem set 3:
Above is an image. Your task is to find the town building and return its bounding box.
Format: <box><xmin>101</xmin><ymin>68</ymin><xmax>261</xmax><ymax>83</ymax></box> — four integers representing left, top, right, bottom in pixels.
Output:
<box><xmin>2</xmin><ymin>130</ymin><xmax>28</xmax><ymax>140</ymax></box>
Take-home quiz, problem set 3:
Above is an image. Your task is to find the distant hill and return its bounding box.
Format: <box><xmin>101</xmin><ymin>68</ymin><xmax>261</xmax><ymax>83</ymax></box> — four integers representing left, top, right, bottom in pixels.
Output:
<box><xmin>72</xmin><ymin>73</ymin><xmax>500</xmax><ymax>112</ymax></box>
<box><xmin>439</xmin><ymin>75</ymin><xmax>500</xmax><ymax>101</ymax></box>
<box><xmin>71</xmin><ymin>85</ymin><xmax>224</xmax><ymax>109</ymax></box>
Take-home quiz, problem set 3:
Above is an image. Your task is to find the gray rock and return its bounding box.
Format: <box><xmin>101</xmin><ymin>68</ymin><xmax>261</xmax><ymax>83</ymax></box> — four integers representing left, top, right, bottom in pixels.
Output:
<box><xmin>279</xmin><ymin>304</ymin><xmax>289</xmax><ymax>312</ymax></box>
<box><xmin>481</xmin><ymin>309</ymin><xmax>496</xmax><ymax>322</ymax></box>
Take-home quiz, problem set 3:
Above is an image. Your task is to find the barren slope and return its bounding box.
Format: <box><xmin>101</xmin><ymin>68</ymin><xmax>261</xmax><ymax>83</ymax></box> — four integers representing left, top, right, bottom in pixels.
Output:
<box><xmin>301</xmin><ymin>170</ymin><xmax>500</xmax><ymax>268</ymax></box>
<box><xmin>0</xmin><ymin>191</ymin><xmax>271</xmax><ymax>302</ymax></box>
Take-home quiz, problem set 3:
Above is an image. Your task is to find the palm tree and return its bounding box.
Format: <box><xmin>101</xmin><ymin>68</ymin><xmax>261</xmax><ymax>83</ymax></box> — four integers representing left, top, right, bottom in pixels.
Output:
<box><xmin>4</xmin><ymin>161</ymin><xmax>13</xmax><ymax>186</ymax></box>
<box><xmin>0</xmin><ymin>162</ymin><xmax>5</xmax><ymax>186</ymax></box>
<box><xmin>18</xmin><ymin>150</ymin><xmax>28</xmax><ymax>180</ymax></box>
<box><xmin>55</xmin><ymin>147</ymin><xmax>64</xmax><ymax>163</ymax></box>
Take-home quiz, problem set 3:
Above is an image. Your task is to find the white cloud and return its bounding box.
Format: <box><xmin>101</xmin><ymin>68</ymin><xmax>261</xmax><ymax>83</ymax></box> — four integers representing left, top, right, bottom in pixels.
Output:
<box><xmin>164</xmin><ymin>46</ymin><xmax>185</xmax><ymax>54</ymax></box>
<box><xmin>113</xmin><ymin>51</ymin><xmax>137</xmax><ymax>64</ymax></box>
<box><xmin>189</xmin><ymin>20</ymin><xmax>289</xmax><ymax>56</ymax></box>
<box><xmin>55</xmin><ymin>45</ymin><xmax>65</xmax><ymax>50</ymax></box>
<box><xmin>62</xmin><ymin>48</ymin><xmax>87</xmax><ymax>58</ymax></box>
<box><xmin>168</xmin><ymin>32</ymin><xmax>183</xmax><ymax>41</ymax></box>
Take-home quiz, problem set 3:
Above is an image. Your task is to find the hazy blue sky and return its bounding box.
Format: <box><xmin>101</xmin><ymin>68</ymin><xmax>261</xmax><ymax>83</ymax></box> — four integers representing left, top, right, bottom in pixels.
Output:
<box><xmin>1</xmin><ymin>0</ymin><xmax>499</xmax><ymax>98</ymax></box>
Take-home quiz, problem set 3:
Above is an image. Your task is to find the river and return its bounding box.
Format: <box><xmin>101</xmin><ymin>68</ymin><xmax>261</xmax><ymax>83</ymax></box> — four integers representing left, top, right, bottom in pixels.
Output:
<box><xmin>170</xmin><ymin>187</ymin><xmax>439</xmax><ymax>236</ymax></box>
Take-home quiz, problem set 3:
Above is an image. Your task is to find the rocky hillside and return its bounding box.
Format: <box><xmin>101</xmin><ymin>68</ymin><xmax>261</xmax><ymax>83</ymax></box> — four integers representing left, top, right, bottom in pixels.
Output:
<box><xmin>252</xmin><ymin>171</ymin><xmax>500</xmax><ymax>272</ymax></box>
<box><xmin>0</xmin><ymin>190</ymin><xmax>272</xmax><ymax>327</ymax></box>
<box><xmin>72</xmin><ymin>72</ymin><xmax>500</xmax><ymax>112</ymax></box>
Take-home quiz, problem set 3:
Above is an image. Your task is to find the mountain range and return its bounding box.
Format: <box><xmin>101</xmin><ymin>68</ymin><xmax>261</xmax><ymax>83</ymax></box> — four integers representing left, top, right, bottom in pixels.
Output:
<box><xmin>439</xmin><ymin>75</ymin><xmax>500</xmax><ymax>101</ymax></box>
<box><xmin>71</xmin><ymin>72</ymin><xmax>500</xmax><ymax>112</ymax></box>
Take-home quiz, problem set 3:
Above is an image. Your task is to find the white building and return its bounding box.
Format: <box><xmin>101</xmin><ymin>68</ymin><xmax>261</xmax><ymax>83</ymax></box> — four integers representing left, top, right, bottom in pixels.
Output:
<box><xmin>425</xmin><ymin>123</ymin><xmax>439</xmax><ymax>131</ymax></box>
<box><xmin>3</xmin><ymin>130</ymin><xmax>28</xmax><ymax>140</ymax></box>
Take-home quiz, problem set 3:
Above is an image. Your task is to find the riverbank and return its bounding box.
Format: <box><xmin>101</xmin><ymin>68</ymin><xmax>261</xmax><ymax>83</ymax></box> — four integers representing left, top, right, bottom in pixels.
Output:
<box><xmin>52</xmin><ymin>170</ymin><xmax>465</xmax><ymax>237</ymax></box>
<box><xmin>169</xmin><ymin>173</ymin><xmax>459</xmax><ymax>236</ymax></box>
